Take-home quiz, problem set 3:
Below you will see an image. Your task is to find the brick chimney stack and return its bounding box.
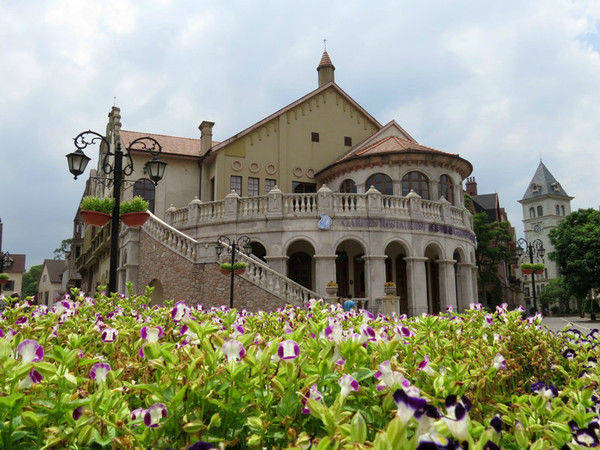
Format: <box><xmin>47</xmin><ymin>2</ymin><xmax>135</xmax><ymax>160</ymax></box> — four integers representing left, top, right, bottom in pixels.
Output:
<box><xmin>199</xmin><ymin>121</ymin><xmax>215</xmax><ymax>156</ymax></box>
<box><xmin>465</xmin><ymin>177</ymin><xmax>477</xmax><ymax>196</ymax></box>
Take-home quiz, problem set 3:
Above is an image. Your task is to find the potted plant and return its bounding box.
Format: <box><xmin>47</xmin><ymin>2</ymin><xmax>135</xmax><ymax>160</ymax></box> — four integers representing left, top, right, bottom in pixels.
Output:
<box><xmin>233</xmin><ymin>262</ymin><xmax>247</xmax><ymax>275</ymax></box>
<box><xmin>325</xmin><ymin>281</ymin><xmax>338</xmax><ymax>296</ymax></box>
<box><xmin>532</xmin><ymin>263</ymin><xmax>545</xmax><ymax>275</ymax></box>
<box><xmin>220</xmin><ymin>263</ymin><xmax>232</xmax><ymax>275</ymax></box>
<box><xmin>80</xmin><ymin>196</ymin><xmax>114</xmax><ymax>226</ymax></box>
<box><xmin>384</xmin><ymin>281</ymin><xmax>396</xmax><ymax>295</ymax></box>
<box><xmin>120</xmin><ymin>197</ymin><xmax>150</xmax><ymax>227</ymax></box>
<box><xmin>521</xmin><ymin>263</ymin><xmax>533</xmax><ymax>274</ymax></box>
<box><xmin>0</xmin><ymin>273</ymin><xmax>9</xmax><ymax>286</ymax></box>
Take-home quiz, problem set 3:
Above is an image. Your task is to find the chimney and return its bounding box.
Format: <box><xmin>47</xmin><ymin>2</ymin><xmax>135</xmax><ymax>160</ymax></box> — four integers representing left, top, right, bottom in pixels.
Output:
<box><xmin>465</xmin><ymin>177</ymin><xmax>477</xmax><ymax>196</ymax></box>
<box><xmin>317</xmin><ymin>51</ymin><xmax>335</xmax><ymax>87</ymax></box>
<box><xmin>199</xmin><ymin>121</ymin><xmax>215</xmax><ymax>156</ymax></box>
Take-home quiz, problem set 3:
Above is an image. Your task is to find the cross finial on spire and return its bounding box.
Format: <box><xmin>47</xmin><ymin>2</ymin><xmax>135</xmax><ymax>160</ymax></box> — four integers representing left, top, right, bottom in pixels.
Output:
<box><xmin>113</xmin><ymin>96</ymin><xmax>117</xmax><ymax>107</ymax></box>
<box><xmin>323</xmin><ymin>38</ymin><xmax>327</xmax><ymax>51</ymax></box>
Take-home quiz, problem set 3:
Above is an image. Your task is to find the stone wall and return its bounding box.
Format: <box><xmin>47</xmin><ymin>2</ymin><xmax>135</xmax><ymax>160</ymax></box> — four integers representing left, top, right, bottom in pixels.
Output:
<box><xmin>137</xmin><ymin>231</ymin><xmax>284</xmax><ymax>311</ymax></box>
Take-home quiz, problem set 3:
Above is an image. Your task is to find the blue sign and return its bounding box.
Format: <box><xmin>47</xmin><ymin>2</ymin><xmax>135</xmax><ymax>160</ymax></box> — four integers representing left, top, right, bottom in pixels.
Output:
<box><xmin>318</xmin><ymin>214</ymin><xmax>332</xmax><ymax>230</ymax></box>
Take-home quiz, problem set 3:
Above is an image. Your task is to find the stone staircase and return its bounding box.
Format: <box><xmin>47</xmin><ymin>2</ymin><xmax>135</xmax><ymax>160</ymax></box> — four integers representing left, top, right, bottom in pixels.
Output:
<box><xmin>141</xmin><ymin>212</ymin><xmax>319</xmax><ymax>307</ymax></box>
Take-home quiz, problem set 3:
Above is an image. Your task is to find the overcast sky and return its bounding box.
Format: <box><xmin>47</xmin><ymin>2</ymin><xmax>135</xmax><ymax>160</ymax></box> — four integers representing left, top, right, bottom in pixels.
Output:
<box><xmin>1</xmin><ymin>0</ymin><xmax>599</xmax><ymax>268</ymax></box>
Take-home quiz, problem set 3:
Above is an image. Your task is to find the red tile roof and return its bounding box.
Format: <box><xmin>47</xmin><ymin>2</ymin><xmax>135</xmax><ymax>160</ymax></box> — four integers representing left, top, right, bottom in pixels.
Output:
<box><xmin>119</xmin><ymin>130</ymin><xmax>219</xmax><ymax>158</ymax></box>
<box><xmin>5</xmin><ymin>254</ymin><xmax>25</xmax><ymax>273</ymax></box>
<box><xmin>318</xmin><ymin>51</ymin><xmax>334</xmax><ymax>68</ymax></box>
<box><xmin>336</xmin><ymin>135</ymin><xmax>458</xmax><ymax>163</ymax></box>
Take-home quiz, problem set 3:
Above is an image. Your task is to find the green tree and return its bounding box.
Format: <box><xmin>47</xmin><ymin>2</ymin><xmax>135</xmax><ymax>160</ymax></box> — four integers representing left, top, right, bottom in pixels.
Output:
<box><xmin>538</xmin><ymin>277</ymin><xmax>571</xmax><ymax>313</ymax></box>
<box><xmin>473</xmin><ymin>212</ymin><xmax>518</xmax><ymax>308</ymax></box>
<box><xmin>549</xmin><ymin>208</ymin><xmax>600</xmax><ymax>320</ymax></box>
<box><xmin>21</xmin><ymin>264</ymin><xmax>42</xmax><ymax>298</ymax></box>
<box><xmin>53</xmin><ymin>238</ymin><xmax>72</xmax><ymax>259</ymax></box>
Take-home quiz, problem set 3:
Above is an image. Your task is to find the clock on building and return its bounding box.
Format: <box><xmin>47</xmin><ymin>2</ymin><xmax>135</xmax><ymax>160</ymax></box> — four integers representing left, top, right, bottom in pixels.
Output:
<box><xmin>534</xmin><ymin>224</ymin><xmax>542</xmax><ymax>233</ymax></box>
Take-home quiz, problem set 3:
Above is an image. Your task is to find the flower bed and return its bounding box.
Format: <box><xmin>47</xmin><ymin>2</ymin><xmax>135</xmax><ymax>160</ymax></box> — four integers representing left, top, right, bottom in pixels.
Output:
<box><xmin>0</xmin><ymin>292</ymin><xmax>599</xmax><ymax>448</ymax></box>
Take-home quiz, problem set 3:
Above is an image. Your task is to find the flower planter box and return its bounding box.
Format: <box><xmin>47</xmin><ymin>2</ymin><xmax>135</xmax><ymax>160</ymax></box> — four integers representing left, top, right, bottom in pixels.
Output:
<box><xmin>120</xmin><ymin>212</ymin><xmax>150</xmax><ymax>227</ymax></box>
<box><xmin>325</xmin><ymin>286</ymin><xmax>338</xmax><ymax>296</ymax></box>
<box><xmin>220</xmin><ymin>268</ymin><xmax>231</xmax><ymax>275</ymax></box>
<box><xmin>81</xmin><ymin>210</ymin><xmax>111</xmax><ymax>227</ymax></box>
<box><xmin>534</xmin><ymin>269</ymin><xmax>544</xmax><ymax>275</ymax></box>
<box><xmin>384</xmin><ymin>286</ymin><xmax>397</xmax><ymax>295</ymax></box>
<box><xmin>522</xmin><ymin>268</ymin><xmax>533</xmax><ymax>275</ymax></box>
<box><xmin>234</xmin><ymin>268</ymin><xmax>246</xmax><ymax>275</ymax></box>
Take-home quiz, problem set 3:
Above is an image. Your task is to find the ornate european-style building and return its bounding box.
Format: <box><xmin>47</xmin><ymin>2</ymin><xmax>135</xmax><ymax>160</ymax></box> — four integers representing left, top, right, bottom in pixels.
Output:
<box><xmin>69</xmin><ymin>51</ymin><xmax>478</xmax><ymax>313</ymax></box>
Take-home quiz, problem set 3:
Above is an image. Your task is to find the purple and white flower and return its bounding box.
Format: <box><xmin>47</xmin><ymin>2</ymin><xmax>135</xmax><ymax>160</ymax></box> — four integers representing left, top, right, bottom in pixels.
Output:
<box><xmin>444</xmin><ymin>395</ymin><xmax>471</xmax><ymax>441</ymax></box>
<box><xmin>492</xmin><ymin>353</ymin><xmax>507</xmax><ymax>370</ymax></box>
<box><xmin>90</xmin><ymin>362</ymin><xmax>111</xmax><ymax>383</ymax></box>
<box><xmin>417</xmin><ymin>355</ymin><xmax>434</xmax><ymax>375</ymax></box>
<box><xmin>18</xmin><ymin>368</ymin><xmax>43</xmax><ymax>389</ymax></box>
<box><xmin>140</xmin><ymin>325</ymin><xmax>164</xmax><ymax>343</ymax></box>
<box><xmin>16</xmin><ymin>339</ymin><xmax>44</xmax><ymax>363</ymax></box>
<box><xmin>375</xmin><ymin>360</ymin><xmax>409</xmax><ymax>391</ymax></box>
<box><xmin>394</xmin><ymin>388</ymin><xmax>427</xmax><ymax>424</ymax></box>
<box><xmin>222</xmin><ymin>339</ymin><xmax>245</xmax><ymax>362</ymax></box>
<box><xmin>144</xmin><ymin>403</ymin><xmax>167</xmax><ymax>428</ymax></box>
<box><xmin>130</xmin><ymin>407</ymin><xmax>145</xmax><ymax>426</ymax></box>
<box><xmin>531</xmin><ymin>381</ymin><xmax>558</xmax><ymax>399</ymax></box>
<box><xmin>338</xmin><ymin>374</ymin><xmax>359</xmax><ymax>396</ymax></box>
<box><xmin>171</xmin><ymin>301</ymin><xmax>191</xmax><ymax>322</ymax></box>
<box><xmin>73</xmin><ymin>406</ymin><xmax>84</xmax><ymax>421</ymax></box>
<box><xmin>301</xmin><ymin>384</ymin><xmax>322</xmax><ymax>414</ymax></box>
<box><xmin>277</xmin><ymin>339</ymin><xmax>300</xmax><ymax>360</ymax></box>
<box><xmin>101</xmin><ymin>328</ymin><xmax>118</xmax><ymax>343</ymax></box>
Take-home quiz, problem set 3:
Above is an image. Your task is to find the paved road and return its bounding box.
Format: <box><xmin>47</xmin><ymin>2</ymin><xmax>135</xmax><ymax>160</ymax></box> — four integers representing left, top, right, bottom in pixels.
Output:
<box><xmin>542</xmin><ymin>315</ymin><xmax>597</xmax><ymax>333</ymax></box>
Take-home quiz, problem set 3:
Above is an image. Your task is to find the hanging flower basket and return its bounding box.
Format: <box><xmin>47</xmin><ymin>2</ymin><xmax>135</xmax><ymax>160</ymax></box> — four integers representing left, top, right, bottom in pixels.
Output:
<box><xmin>534</xmin><ymin>269</ymin><xmax>544</xmax><ymax>275</ymax></box>
<box><xmin>522</xmin><ymin>268</ymin><xmax>533</xmax><ymax>275</ymax></box>
<box><xmin>120</xmin><ymin>212</ymin><xmax>150</xmax><ymax>227</ymax></box>
<box><xmin>0</xmin><ymin>279</ymin><xmax>8</xmax><ymax>286</ymax></box>
<box><xmin>234</xmin><ymin>268</ymin><xmax>246</xmax><ymax>275</ymax></box>
<box><xmin>521</xmin><ymin>262</ymin><xmax>544</xmax><ymax>276</ymax></box>
<box><xmin>81</xmin><ymin>210</ymin><xmax>111</xmax><ymax>227</ymax></box>
<box><xmin>220</xmin><ymin>268</ymin><xmax>231</xmax><ymax>275</ymax></box>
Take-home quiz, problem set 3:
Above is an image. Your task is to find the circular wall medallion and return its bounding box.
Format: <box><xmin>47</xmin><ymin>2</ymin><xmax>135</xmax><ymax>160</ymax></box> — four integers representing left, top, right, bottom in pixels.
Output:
<box><xmin>293</xmin><ymin>167</ymin><xmax>303</xmax><ymax>178</ymax></box>
<box><xmin>231</xmin><ymin>160</ymin><xmax>242</xmax><ymax>171</ymax></box>
<box><xmin>306</xmin><ymin>168</ymin><xmax>315</xmax><ymax>179</ymax></box>
<box><xmin>249</xmin><ymin>162</ymin><xmax>260</xmax><ymax>173</ymax></box>
<box><xmin>266</xmin><ymin>164</ymin><xmax>277</xmax><ymax>175</ymax></box>
<box><xmin>534</xmin><ymin>224</ymin><xmax>541</xmax><ymax>233</ymax></box>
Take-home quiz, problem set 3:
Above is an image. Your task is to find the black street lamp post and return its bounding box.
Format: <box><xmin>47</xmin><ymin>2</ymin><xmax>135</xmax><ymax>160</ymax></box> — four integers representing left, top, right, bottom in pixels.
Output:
<box><xmin>215</xmin><ymin>235</ymin><xmax>252</xmax><ymax>308</ymax></box>
<box><xmin>516</xmin><ymin>238</ymin><xmax>546</xmax><ymax>315</ymax></box>
<box><xmin>66</xmin><ymin>131</ymin><xmax>167</xmax><ymax>294</ymax></box>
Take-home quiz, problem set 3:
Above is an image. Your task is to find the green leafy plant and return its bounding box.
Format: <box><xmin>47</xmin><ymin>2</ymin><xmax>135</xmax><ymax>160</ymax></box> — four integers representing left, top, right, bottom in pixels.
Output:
<box><xmin>521</xmin><ymin>262</ymin><xmax>545</xmax><ymax>271</ymax></box>
<box><xmin>119</xmin><ymin>196</ymin><xmax>149</xmax><ymax>214</ymax></box>
<box><xmin>80</xmin><ymin>196</ymin><xmax>114</xmax><ymax>215</ymax></box>
<box><xmin>220</xmin><ymin>263</ymin><xmax>232</xmax><ymax>271</ymax></box>
<box><xmin>0</xmin><ymin>273</ymin><xmax>9</xmax><ymax>281</ymax></box>
<box><xmin>233</xmin><ymin>262</ymin><xmax>247</xmax><ymax>270</ymax></box>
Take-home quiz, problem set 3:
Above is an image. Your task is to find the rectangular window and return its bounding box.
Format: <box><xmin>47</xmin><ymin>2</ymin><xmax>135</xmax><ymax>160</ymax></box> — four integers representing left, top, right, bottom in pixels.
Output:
<box><xmin>311</xmin><ymin>132</ymin><xmax>319</xmax><ymax>142</ymax></box>
<box><xmin>210</xmin><ymin>177</ymin><xmax>215</xmax><ymax>201</ymax></box>
<box><xmin>248</xmin><ymin>177</ymin><xmax>259</xmax><ymax>196</ymax></box>
<box><xmin>230</xmin><ymin>175</ymin><xmax>242</xmax><ymax>195</ymax></box>
<box><xmin>265</xmin><ymin>178</ymin><xmax>277</xmax><ymax>193</ymax></box>
<box><xmin>344</xmin><ymin>136</ymin><xmax>352</xmax><ymax>146</ymax></box>
<box><xmin>292</xmin><ymin>182</ymin><xmax>317</xmax><ymax>193</ymax></box>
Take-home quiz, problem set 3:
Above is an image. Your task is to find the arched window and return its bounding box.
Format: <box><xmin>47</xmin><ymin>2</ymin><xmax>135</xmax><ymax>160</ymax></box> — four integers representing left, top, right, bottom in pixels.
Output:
<box><xmin>555</xmin><ymin>205</ymin><xmax>560</xmax><ymax>215</ymax></box>
<box><xmin>529</xmin><ymin>207</ymin><xmax>535</xmax><ymax>218</ymax></box>
<box><xmin>401</xmin><ymin>171</ymin><xmax>430</xmax><ymax>199</ymax></box>
<box><xmin>537</xmin><ymin>205</ymin><xmax>543</xmax><ymax>217</ymax></box>
<box><xmin>561</xmin><ymin>205</ymin><xmax>565</xmax><ymax>216</ymax></box>
<box><xmin>133</xmin><ymin>179</ymin><xmax>155</xmax><ymax>213</ymax></box>
<box><xmin>365</xmin><ymin>173</ymin><xmax>393</xmax><ymax>195</ymax></box>
<box><xmin>339</xmin><ymin>179</ymin><xmax>357</xmax><ymax>193</ymax></box>
<box><xmin>438</xmin><ymin>174</ymin><xmax>454</xmax><ymax>204</ymax></box>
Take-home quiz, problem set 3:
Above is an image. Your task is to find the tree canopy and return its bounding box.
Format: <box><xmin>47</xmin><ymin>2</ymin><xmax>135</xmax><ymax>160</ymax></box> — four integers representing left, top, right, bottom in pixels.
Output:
<box><xmin>473</xmin><ymin>212</ymin><xmax>518</xmax><ymax>307</ymax></box>
<box><xmin>21</xmin><ymin>264</ymin><xmax>42</xmax><ymax>298</ymax></box>
<box><xmin>53</xmin><ymin>238</ymin><xmax>72</xmax><ymax>260</ymax></box>
<box><xmin>549</xmin><ymin>208</ymin><xmax>600</xmax><ymax>312</ymax></box>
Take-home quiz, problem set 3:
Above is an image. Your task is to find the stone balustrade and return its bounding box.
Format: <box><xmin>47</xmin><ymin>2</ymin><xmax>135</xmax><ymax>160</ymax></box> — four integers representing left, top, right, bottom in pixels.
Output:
<box><xmin>166</xmin><ymin>186</ymin><xmax>471</xmax><ymax>232</ymax></box>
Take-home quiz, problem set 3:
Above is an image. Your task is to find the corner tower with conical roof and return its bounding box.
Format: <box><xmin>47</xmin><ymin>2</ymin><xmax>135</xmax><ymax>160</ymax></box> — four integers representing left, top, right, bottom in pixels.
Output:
<box><xmin>518</xmin><ymin>161</ymin><xmax>574</xmax><ymax>289</ymax></box>
<box><xmin>317</xmin><ymin>51</ymin><xmax>335</xmax><ymax>86</ymax></box>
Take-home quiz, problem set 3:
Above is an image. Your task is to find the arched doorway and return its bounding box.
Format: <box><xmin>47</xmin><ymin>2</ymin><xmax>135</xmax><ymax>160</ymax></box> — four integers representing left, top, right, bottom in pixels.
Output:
<box><xmin>250</xmin><ymin>242</ymin><xmax>267</xmax><ymax>262</ymax></box>
<box><xmin>335</xmin><ymin>239</ymin><xmax>365</xmax><ymax>298</ymax></box>
<box><xmin>287</xmin><ymin>240</ymin><xmax>315</xmax><ymax>290</ymax></box>
<box><xmin>425</xmin><ymin>244</ymin><xmax>443</xmax><ymax>314</ymax></box>
<box><xmin>149</xmin><ymin>279</ymin><xmax>164</xmax><ymax>305</ymax></box>
<box><xmin>384</xmin><ymin>241</ymin><xmax>409</xmax><ymax>314</ymax></box>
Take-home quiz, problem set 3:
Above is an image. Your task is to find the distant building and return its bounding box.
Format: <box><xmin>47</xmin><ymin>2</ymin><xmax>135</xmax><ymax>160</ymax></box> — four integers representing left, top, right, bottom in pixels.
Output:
<box><xmin>0</xmin><ymin>218</ymin><xmax>26</xmax><ymax>298</ymax></box>
<box><xmin>518</xmin><ymin>161</ymin><xmax>573</xmax><ymax>309</ymax></box>
<box><xmin>38</xmin><ymin>259</ymin><xmax>66</xmax><ymax>306</ymax></box>
<box><xmin>465</xmin><ymin>177</ymin><xmax>522</xmax><ymax>308</ymax></box>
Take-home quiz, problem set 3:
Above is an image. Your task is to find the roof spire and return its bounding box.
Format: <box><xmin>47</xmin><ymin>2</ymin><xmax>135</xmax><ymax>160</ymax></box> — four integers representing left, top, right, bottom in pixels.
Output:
<box><xmin>323</xmin><ymin>37</ymin><xmax>327</xmax><ymax>51</ymax></box>
<box><xmin>317</xmin><ymin>45</ymin><xmax>335</xmax><ymax>87</ymax></box>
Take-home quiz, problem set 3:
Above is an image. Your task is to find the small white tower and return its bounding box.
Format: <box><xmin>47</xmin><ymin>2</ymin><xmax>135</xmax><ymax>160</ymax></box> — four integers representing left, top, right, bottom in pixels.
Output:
<box><xmin>519</xmin><ymin>161</ymin><xmax>573</xmax><ymax>284</ymax></box>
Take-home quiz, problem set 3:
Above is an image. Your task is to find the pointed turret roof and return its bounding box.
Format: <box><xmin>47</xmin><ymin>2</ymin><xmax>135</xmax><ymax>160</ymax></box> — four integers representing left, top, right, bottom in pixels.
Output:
<box><xmin>520</xmin><ymin>161</ymin><xmax>571</xmax><ymax>202</ymax></box>
<box><xmin>318</xmin><ymin>51</ymin><xmax>334</xmax><ymax>69</ymax></box>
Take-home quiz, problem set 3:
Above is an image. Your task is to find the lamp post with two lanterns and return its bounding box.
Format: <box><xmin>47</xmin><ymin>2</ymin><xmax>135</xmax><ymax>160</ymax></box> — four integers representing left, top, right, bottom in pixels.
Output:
<box><xmin>516</xmin><ymin>238</ymin><xmax>546</xmax><ymax>315</ymax></box>
<box><xmin>215</xmin><ymin>235</ymin><xmax>252</xmax><ymax>309</ymax></box>
<box><xmin>65</xmin><ymin>130</ymin><xmax>167</xmax><ymax>294</ymax></box>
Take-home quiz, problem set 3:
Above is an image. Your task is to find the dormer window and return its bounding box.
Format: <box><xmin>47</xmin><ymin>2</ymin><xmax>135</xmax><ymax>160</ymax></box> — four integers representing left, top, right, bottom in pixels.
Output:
<box><xmin>531</xmin><ymin>183</ymin><xmax>541</xmax><ymax>193</ymax></box>
<box><xmin>551</xmin><ymin>182</ymin><xmax>561</xmax><ymax>192</ymax></box>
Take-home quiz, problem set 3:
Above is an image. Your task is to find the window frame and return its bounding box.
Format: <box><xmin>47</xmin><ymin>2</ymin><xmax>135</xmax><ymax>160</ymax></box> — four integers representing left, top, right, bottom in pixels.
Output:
<box><xmin>247</xmin><ymin>177</ymin><xmax>259</xmax><ymax>197</ymax></box>
<box><xmin>133</xmin><ymin>178</ymin><xmax>156</xmax><ymax>213</ymax></box>
<box><xmin>265</xmin><ymin>178</ymin><xmax>277</xmax><ymax>194</ymax></box>
<box><xmin>344</xmin><ymin>136</ymin><xmax>352</xmax><ymax>146</ymax></box>
<box><xmin>230</xmin><ymin>175</ymin><xmax>242</xmax><ymax>195</ymax></box>
<box><xmin>311</xmin><ymin>132</ymin><xmax>320</xmax><ymax>142</ymax></box>
<box><xmin>401</xmin><ymin>171</ymin><xmax>430</xmax><ymax>199</ymax></box>
<box><xmin>339</xmin><ymin>179</ymin><xmax>357</xmax><ymax>193</ymax></box>
<box><xmin>438</xmin><ymin>174</ymin><xmax>454</xmax><ymax>204</ymax></box>
<box><xmin>366</xmin><ymin>173</ymin><xmax>394</xmax><ymax>195</ymax></box>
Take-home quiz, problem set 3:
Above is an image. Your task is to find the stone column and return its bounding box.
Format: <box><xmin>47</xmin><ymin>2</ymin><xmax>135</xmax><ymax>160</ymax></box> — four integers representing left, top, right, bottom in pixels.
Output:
<box><xmin>364</xmin><ymin>254</ymin><xmax>387</xmax><ymax>302</ymax></box>
<box><xmin>437</xmin><ymin>259</ymin><xmax>457</xmax><ymax>312</ymax></box>
<box><xmin>471</xmin><ymin>266</ymin><xmax>479</xmax><ymax>303</ymax></box>
<box><xmin>120</xmin><ymin>227</ymin><xmax>141</xmax><ymax>295</ymax></box>
<box><xmin>404</xmin><ymin>256</ymin><xmax>428</xmax><ymax>316</ymax></box>
<box><xmin>457</xmin><ymin>262</ymin><xmax>474</xmax><ymax>310</ymax></box>
<box><xmin>314</xmin><ymin>254</ymin><xmax>337</xmax><ymax>299</ymax></box>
